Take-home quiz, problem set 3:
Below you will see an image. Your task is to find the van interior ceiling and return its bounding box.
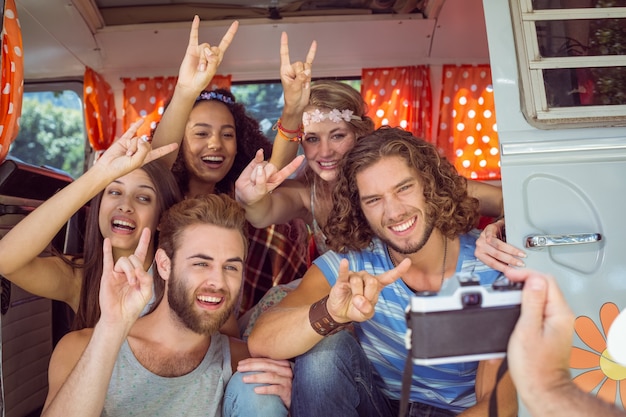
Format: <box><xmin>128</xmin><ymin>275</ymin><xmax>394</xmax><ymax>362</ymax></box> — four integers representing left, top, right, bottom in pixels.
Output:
<box><xmin>17</xmin><ymin>0</ymin><xmax>490</xmax><ymax>85</ymax></box>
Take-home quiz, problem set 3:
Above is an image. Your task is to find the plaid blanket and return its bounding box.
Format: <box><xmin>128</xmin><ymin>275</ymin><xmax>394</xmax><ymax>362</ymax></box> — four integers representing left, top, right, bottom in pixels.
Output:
<box><xmin>240</xmin><ymin>221</ymin><xmax>309</xmax><ymax>314</ymax></box>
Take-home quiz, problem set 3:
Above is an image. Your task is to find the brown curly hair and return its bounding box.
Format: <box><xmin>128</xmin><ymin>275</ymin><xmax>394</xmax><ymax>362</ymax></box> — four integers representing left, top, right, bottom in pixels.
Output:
<box><xmin>170</xmin><ymin>88</ymin><xmax>272</xmax><ymax>196</ymax></box>
<box><xmin>324</xmin><ymin>126</ymin><xmax>479</xmax><ymax>253</ymax></box>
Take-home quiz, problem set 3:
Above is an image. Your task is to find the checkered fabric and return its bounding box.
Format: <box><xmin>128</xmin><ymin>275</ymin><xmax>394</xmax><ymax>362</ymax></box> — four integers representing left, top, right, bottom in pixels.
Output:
<box><xmin>240</xmin><ymin>222</ymin><xmax>309</xmax><ymax>314</ymax></box>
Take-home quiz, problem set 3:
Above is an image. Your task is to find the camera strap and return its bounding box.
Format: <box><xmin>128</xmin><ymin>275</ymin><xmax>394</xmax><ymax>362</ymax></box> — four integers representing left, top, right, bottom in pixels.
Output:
<box><xmin>398</xmin><ymin>347</ymin><xmax>413</xmax><ymax>417</ymax></box>
<box><xmin>488</xmin><ymin>357</ymin><xmax>510</xmax><ymax>417</ymax></box>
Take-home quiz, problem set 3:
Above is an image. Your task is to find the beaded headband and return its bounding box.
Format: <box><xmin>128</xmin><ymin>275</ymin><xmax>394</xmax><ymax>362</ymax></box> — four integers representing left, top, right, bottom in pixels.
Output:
<box><xmin>195</xmin><ymin>90</ymin><xmax>234</xmax><ymax>105</ymax></box>
<box><xmin>302</xmin><ymin>108</ymin><xmax>362</xmax><ymax>127</ymax></box>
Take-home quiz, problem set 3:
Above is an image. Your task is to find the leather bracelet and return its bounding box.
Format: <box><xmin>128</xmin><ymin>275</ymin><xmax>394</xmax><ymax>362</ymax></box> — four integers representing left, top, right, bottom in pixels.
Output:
<box><xmin>309</xmin><ymin>295</ymin><xmax>350</xmax><ymax>336</ymax></box>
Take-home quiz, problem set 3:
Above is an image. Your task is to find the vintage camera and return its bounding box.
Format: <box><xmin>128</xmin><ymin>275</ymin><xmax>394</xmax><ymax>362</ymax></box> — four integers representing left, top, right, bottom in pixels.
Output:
<box><xmin>407</xmin><ymin>273</ymin><xmax>522</xmax><ymax>365</ymax></box>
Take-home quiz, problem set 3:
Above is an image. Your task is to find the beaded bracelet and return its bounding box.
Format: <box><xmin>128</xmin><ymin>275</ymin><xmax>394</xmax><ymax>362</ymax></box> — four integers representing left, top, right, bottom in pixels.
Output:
<box><xmin>274</xmin><ymin>118</ymin><xmax>303</xmax><ymax>134</ymax></box>
<box><xmin>273</xmin><ymin>118</ymin><xmax>303</xmax><ymax>142</ymax></box>
<box><xmin>275</xmin><ymin>128</ymin><xmax>301</xmax><ymax>142</ymax></box>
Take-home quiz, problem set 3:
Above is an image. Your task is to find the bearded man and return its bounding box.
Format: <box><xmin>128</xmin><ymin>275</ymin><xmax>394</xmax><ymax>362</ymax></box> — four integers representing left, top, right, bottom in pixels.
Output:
<box><xmin>43</xmin><ymin>195</ymin><xmax>291</xmax><ymax>417</ymax></box>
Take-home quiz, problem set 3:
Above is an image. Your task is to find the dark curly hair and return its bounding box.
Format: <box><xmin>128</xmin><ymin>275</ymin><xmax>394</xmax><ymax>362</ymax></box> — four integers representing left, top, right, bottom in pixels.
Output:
<box><xmin>324</xmin><ymin>126</ymin><xmax>479</xmax><ymax>253</ymax></box>
<box><xmin>170</xmin><ymin>88</ymin><xmax>272</xmax><ymax>196</ymax></box>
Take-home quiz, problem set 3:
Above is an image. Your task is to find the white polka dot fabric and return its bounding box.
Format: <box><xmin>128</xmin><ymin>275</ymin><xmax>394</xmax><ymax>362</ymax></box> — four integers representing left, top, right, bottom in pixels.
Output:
<box><xmin>121</xmin><ymin>75</ymin><xmax>232</xmax><ymax>138</ymax></box>
<box><xmin>84</xmin><ymin>67</ymin><xmax>117</xmax><ymax>151</ymax></box>
<box><xmin>437</xmin><ymin>65</ymin><xmax>501</xmax><ymax>180</ymax></box>
<box><xmin>362</xmin><ymin>66</ymin><xmax>433</xmax><ymax>143</ymax></box>
<box><xmin>0</xmin><ymin>0</ymin><xmax>24</xmax><ymax>163</ymax></box>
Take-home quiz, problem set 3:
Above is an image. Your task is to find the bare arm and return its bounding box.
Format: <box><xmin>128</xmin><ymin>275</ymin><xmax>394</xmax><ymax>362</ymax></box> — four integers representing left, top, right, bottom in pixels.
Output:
<box><xmin>268</xmin><ymin>32</ymin><xmax>316</xmax><ymax>169</ymax></box>
<box><xmin>270</xmin><ymin>32</ymin><xmax>317</xmax><ymax>169</ymax></box>
<box><xmin>248</xmin><ymin>258</ymin><xmax>410</xmax><ymax>359</ymax></box>
<box><xmin>506</xmin><ymin>269</ymin><xmax>626</xmax><ymax>417</ymax></box>
<box><xmin>43</xmin><ymin>325</ymin><xmax>126</xmax><ymax>417</ymax></box>
<box><xmin>43</xmin><ymin>231</ymin><xmax>154</xmax><ymax>416</ymax></box>
<box><xmin>248</xmin><ymin>265</ymin><xmax>330</xmax><ymax>359</ymax></box>
<box><xmin>467</xmin><ymin>180</ymin><xmax>504</xmax><ymax>218</ymax></box>
<box><xmin>0</xmin><ymin>121</ymin><xmax>174</xmax><ymax>309</ymax></box>
<box><xmin>150</xmin><ymin>16</ymin><xmax>238</xmax><ymax>168</ymax></box>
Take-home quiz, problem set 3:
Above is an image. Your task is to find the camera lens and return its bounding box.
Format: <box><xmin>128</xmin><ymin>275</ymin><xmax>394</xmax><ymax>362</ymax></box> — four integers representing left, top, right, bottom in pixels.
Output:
<box><xmin>462</xmin><ymin>292</ymin><xmax>482</xmax><ymax>307</ymax></box>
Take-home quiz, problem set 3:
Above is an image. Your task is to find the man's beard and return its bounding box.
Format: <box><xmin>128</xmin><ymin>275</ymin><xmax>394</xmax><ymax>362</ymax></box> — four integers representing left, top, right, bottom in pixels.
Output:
<box><xmin>381</xmin><ymin>215</ymin><xmax>436</xmax><ymax>256</ymax></box>
<box><xmin>167</xmin><ymin>271</ymin><xmax>233</xmax><ymax>336</ymax></box>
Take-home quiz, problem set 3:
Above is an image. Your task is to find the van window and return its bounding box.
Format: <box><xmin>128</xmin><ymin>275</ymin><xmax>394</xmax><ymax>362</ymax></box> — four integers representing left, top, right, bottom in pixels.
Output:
<box><xmin>511</xmin><ymin>0</ymin><xmax>626</xmax><ymax>127</ymax></box>
<box><xmin>9</xmin><ymin>82</ymin><xmax>88</xmax><ymax>178</ymax></box>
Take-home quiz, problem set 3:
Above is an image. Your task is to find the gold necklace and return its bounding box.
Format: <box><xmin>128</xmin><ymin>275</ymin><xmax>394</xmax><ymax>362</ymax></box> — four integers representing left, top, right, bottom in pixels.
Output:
<box><xmin>387</xmin><ymin>236</ymin><xmax>448</xmax><ymax>288</ymax></box>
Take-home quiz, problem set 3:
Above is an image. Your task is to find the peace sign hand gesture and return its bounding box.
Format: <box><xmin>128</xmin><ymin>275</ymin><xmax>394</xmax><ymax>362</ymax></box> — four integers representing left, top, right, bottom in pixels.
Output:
<box><xmin>280</xmin><ymin>32</ymin><xmax>317</xmax><ymax>116</ymax></box>
<box><xmin>177</xmin><ymin>15</ymin><xmax>239</xmax><ymax>96</ymax></box>
<box><xmin>327</xmin><ymin>258</ymin><xmax>411</xmax><ymax>323</ymax></box>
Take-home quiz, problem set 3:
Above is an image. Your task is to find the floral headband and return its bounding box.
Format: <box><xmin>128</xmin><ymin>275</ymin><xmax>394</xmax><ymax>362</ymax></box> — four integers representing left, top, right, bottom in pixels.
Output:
<box><xmin>302</xmin><ymin>108</ymin><xmax>362</xmax><ymax>127</ymax></box>
<box><xmin>195</xmin><ymin>90</ymin><xmax>234</xmax><ymax>105</ymax></box>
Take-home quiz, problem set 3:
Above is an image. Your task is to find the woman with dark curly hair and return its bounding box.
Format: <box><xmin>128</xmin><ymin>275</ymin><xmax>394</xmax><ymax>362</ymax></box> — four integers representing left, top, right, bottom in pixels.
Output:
<box><xmin>168</xmin><ymin>88</ymin><xmax>272</xmax><ymax>197</ymax></box>
<box><xmin>150</xmin><ymin>17</ymin><xmax>308</xmax><ymax>320</ymax></box>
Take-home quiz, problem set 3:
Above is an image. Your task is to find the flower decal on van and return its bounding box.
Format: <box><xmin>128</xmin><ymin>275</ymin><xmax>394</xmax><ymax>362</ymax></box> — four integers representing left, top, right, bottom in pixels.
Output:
<box><xmin>570</xmin><ymin>302</ymin><xmax>626</xmax><ymax>405</ymax></box>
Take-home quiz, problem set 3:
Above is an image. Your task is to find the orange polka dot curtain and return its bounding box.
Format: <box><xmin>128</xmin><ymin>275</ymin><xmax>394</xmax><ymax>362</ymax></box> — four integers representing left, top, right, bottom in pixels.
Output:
<box><xmin>84</xmin><ymin>67</ymin><xmax>117</xmax><ymax>152</ymax></box>
<box><xmin>361</xmin><ymin>66</ymin><xmax>432</xmax><ymax>141</ymax></box>
<box><xmin>0</xmin><ymin>0</ymin><xmax>23</xmax><ymax>163</ymax></box>
<box><xmin>122</xmin><ymin>75</ymin><xmax>232</xmax><ymax>138</ymax></box>
<box><xmin>436</xmin><ymin>64</ymin><xmax>501</xmax><ymax>180</ymax></box>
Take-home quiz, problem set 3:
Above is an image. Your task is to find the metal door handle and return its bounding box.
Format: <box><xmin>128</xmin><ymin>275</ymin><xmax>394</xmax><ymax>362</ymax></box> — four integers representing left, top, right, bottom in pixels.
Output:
<box><xmin>525</xmin><ymin>233</ymin><xmax>602</xmax><ymax>248</ymax></box>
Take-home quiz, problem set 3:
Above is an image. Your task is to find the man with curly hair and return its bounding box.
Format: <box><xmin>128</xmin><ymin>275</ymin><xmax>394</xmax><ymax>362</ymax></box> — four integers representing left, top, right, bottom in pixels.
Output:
<box><xmin>249</xmin><ymin>126</ymin><xmax>517</xmax><ymax>417</ymax></box>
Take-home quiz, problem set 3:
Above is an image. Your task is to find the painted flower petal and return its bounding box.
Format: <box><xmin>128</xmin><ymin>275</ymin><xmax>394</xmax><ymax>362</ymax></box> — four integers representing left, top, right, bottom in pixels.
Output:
<box><xmin>576</xmin><ymin>315</ymin><xmax>607</xmax><ymax>353</ymax></box>
<box><xmin>573</xmin><ymin>369</ymin><xmax>606</xmax><ymax>393</ymax></box>
<box><xmin>601</xmin><ymin>303</ymin><xmax>620</xmax><ymax>339</ymax></box>
<box><xmin>597</xmin><ymin>377</ymin><xmax>617</xmax><ymax>404</ymax></box>
<box><xmin>571</xmin><ymin>346</ymin><xmax>601</xmax><ymax>369</ymax></box>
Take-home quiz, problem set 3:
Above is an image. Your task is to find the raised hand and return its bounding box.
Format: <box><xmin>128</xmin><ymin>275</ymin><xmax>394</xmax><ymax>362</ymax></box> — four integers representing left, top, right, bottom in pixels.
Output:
<box><xmin>237</xmin><ymin>358</ymin><xmax>294</xmax><ymax>408</ymax></box>
<box><xmin>99</xmin><ymin>227</ymin><xmax>154</xmax><ymax>328</ymax></box>
<box><xmin>327</xmin><ymin>258</ymin><xmax>411</xmax><ymax>323</ymax></box>
<box><xmin>235</xmin><ymin>149</ymin><xmax>304</xmax><ymax>205</ymax></box>
<box><xmin>280</xmin><ymin>32</ymin><xmax>316</xmax><ymax>114</ymax></box>
<box><xmin>95</xmin><ymin>119</ymin><xmax>178</xmax><ymax>180</ymax></box>
<box><xmin>177</xmin><ymin>15</ymin><xmax>239</xmax><ymax>95</ymax></box>
<box><xmin>474</xmin><ymin>219</ymin><xmax>526</xmax><ymax>273</ymax></box>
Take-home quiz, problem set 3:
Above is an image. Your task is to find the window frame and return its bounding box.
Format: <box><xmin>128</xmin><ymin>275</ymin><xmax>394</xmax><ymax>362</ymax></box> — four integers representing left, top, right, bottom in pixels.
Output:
<box><xmin>510</xmin><ymin>0</ymin><xmax>626</xmax><ymax>127</ymax></box>
<box><xmin>12</xmin><ymin>79</ymin><xmax>91</xmax><ymax>176</ymax></box>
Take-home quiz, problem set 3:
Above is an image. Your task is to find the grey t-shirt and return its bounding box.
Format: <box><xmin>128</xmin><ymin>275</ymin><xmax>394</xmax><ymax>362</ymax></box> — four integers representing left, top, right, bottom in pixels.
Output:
<box><xmin>103</xmin><ymin>333</ymin><xmax>232</xmax><ymax>417</ymax></box>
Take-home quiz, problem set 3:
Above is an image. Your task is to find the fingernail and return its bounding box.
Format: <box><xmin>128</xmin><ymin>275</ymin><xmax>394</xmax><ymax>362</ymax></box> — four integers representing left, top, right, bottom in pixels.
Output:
<box><xmin>516</xmin><ymin>260</ymin><xmax>525</xmax><ymax>267</ymax></box>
